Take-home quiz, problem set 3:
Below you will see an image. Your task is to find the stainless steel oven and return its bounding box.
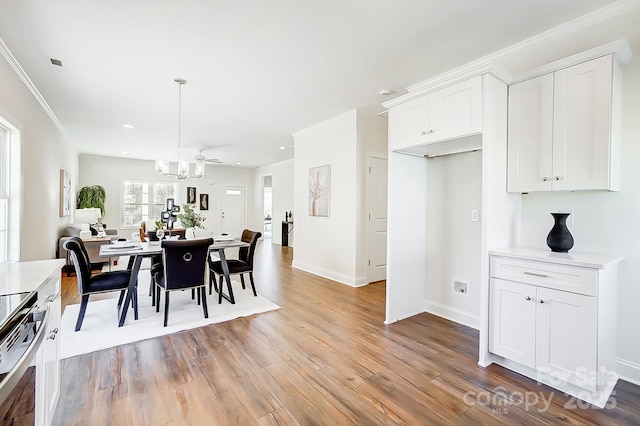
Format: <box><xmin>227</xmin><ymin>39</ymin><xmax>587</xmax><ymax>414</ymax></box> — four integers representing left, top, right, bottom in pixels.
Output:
<box><xmin>0</xmin><ymin>291</ymin><xmax>50</xmax><ymax>423</ymax></box>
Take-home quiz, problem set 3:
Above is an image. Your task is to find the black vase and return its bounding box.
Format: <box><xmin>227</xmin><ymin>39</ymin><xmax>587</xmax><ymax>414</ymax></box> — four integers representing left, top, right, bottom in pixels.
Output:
<box><xmin>546</xmin><ymin>213</ymin><xmax>574</xmax><ymax>253</ymax></box>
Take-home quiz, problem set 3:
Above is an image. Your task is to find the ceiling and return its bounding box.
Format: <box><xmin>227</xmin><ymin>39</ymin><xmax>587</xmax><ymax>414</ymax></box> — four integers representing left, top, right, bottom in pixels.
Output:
<box><xmin>0</xmin><ymin>0</ymin><xmax>633</xmax><ymax>168</ymax></box>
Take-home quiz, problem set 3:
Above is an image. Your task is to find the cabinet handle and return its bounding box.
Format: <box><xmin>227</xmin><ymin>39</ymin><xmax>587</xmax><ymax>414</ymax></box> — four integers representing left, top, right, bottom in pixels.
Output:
<box><xmin>429</xmin><ymin>129</ymin><xmax>435</xmax><ymax>134</ymax></box>
<box><xmin>539</xmin><ymin>299</ymin><xmax>545</xmax><ymax>304</ymax></box>
<box><xmin>420</xmin><ymin>131</ymin><xmax>427</xmax><ymax>136</ymax></box>
<box><xmin>541</xmin><ymin>177</ymin><xmax>548</xmax><ymax>182</ymax></box>
<box><xmin>525</xmin><ymin>296</ymin><xmax>531</xmax><ymax>301</ymax></box>
<box><xmin>524</xmin><ymin>271</ymin><xmax>549</xmax><ymax>278</ymax></box>
<box><xmin>47</xmin><ymin>332</ymin><xmax>57</xmax><ymax>340</ymax></box>
<box><xmin>555</xmin><ymin>176</ymin><xmax>561</xmax><ymax>181</ymax></box>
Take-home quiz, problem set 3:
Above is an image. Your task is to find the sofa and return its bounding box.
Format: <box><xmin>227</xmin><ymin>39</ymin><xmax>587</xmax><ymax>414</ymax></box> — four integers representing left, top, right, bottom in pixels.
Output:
<box><xmin>57</xmin><ymin>223</ymin><xmax>119</xmax><ymax>271</ymax></box>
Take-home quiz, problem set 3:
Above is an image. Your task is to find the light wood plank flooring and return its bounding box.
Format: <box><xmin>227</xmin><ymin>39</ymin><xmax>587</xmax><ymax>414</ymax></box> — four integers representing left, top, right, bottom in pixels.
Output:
<box><xmin>54</xmin><ymin>242</ymin><xmax>640</xmax><ymax>425</ymax></box>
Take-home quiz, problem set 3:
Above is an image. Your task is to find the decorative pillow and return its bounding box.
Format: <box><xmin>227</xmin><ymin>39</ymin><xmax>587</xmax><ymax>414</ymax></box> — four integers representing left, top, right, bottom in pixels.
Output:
<box><xmin>90</xmin><ymin>224</ymin><xmax>105</xmax><ymax>235</ymax></box>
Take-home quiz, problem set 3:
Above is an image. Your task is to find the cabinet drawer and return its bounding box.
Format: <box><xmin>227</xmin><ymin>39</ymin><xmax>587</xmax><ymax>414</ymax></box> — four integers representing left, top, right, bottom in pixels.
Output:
<box><xmin>490</xmin><ymin>257</ymin><xmax>597</xmax><ymax>296</ymax></box>
<box><xmin>37</xmin><ymin>276</ymin><xmax>61</xmax><ymax>303</ymax></box>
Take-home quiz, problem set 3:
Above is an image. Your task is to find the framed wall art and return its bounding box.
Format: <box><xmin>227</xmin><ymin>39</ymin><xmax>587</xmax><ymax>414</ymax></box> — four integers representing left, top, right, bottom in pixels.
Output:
<box><xmin>309</xmin><ymin>165</ymin><xmax>330</xmax><ymax>217</ymax></box>
<box><xmin>60</xmin><ymin>169</ymin><xmax>71</xmax><ymax>217</ymax></box>
<box><xmin>200</xmin><ymin>193</ymin><xmax>209</xmax><ymax>210</ymax></box>
<box><xmin>187</xmin><ymin>186</ymin><xmax>197</xmax><ymax>204</ymax></box>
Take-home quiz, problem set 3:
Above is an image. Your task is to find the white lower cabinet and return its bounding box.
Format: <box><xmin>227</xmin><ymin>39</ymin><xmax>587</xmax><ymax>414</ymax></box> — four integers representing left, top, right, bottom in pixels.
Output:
<box><xmin>490</xmin><ymin>278</ymin><xmax>597</xmax><ymax>391</ymax></box>
<box><xmin>36</xmin><ymin>275</ymin><xmax>61</xmax><ymax>426</ymax></box>
<box><xmin>488</xmin><ymin>248</ymin><xmax>621</xmax><ymax>408</ymax></box>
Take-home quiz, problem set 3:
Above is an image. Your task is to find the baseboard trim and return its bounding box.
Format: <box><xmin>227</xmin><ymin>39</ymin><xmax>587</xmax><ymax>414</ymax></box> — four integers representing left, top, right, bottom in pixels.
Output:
<box><xmin>616</xmin><ymin>358</ymin><xmax>640</xmax><ymax>386</ymax></box>
<box><xmin>291</xmin><ymin>260</ymin><xmax>360</xmax><ymax>287</ymax></box>
<box><xmin>423</xmin><ymin>299</ymin><xmax>480</xmax><ymax>330</ymax></box>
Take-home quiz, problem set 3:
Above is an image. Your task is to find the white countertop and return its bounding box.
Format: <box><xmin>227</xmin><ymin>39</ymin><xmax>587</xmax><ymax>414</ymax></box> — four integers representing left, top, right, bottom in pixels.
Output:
<box><xmin>0</xmin><ymin>259</ymin><xmax>65</xmax><ymax>295</ymax></box>
<box><xmin>489</xmin><ymin>246</ymin><xmax>624</xmax><ymax>269</ymax></box>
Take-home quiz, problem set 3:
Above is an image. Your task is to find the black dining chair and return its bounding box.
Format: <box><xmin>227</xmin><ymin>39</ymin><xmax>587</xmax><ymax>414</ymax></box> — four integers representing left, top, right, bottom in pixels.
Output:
<box><xmin>208</xmin><ymin>230</ymin><xmax>262</xmax><ymax>303</ymax></box>
<box><xmin>153</xmin><ymin>238</ymin><xmax>213</xmax><ymax>327</ymax></box>
<box><xmin>63</xmin><ymin>236</ymin><xmax>137</xmax><ymax>331</ymax></box>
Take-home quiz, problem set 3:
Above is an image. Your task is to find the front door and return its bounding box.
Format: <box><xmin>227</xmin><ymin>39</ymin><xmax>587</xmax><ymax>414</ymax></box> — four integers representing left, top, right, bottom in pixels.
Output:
<box><xmin>220</xmin><ymin>186</ymin><xmax>246</xmax><ymax>238</ymax></box>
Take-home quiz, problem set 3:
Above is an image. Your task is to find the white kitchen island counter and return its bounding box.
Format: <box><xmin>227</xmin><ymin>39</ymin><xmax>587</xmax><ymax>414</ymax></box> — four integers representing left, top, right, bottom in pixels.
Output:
<box><xmin>0</xmin><ymin>259</ymin><xmax>64</xmax><ymax>295</ymax></box>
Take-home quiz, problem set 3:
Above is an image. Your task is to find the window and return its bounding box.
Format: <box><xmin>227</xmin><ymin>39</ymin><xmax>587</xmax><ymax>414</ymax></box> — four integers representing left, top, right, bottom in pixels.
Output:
<box><xmin>122</xmin><ymin>181</ymin><xmax>178</xmax><ymax>227</ymax></box>
<box><xmin>0</xmin><ymin>116</ymin><xmax>20</xmax><ymax>263</ymax></box>
<box><xmin>0</xmin><ymin>126</ymin><xmax>8</xmax><ymax>262</ymax></box>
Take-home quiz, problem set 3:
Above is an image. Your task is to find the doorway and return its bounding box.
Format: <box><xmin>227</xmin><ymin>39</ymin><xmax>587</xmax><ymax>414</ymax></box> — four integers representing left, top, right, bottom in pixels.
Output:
<box><xmin>220</xmin><ymin>186</ymin><xmax>246</xmax><ymax>238</ymax></box>
<box><xmin>263</xmin><ymin>176</ymin><xmax>272</xmax><ymax>240</ymax></box>
<box><xmin>367</xmin><ymin>155</ymin><xmax>388</xmax><ymax>283</ymax></box>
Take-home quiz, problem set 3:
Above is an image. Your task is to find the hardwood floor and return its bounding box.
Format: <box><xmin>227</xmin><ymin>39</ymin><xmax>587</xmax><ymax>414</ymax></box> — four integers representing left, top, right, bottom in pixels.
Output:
<box><xmin>54</xmin><ymin>242</ymin><xmax>640</xmax><ymax>425</ymax></box>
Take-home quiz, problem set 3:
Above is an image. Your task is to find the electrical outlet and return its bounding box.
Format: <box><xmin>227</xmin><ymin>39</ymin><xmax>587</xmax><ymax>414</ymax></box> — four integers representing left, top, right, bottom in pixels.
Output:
<box><xmin>453</xmin><ymin>279</ymin><xmax>469</xmax><ymax>295</ymax></box>
<box><xmin>471</xmin><ymin>209</ymin><xmax>480</xmax><ymax>222</ymax></box>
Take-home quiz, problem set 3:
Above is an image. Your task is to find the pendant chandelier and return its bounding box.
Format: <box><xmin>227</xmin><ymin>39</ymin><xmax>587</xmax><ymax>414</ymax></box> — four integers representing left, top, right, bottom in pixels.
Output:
<box><xmin>154</xmin><ymin>78</ymin><xmax>205</xmax><ymax>180</ymax></box>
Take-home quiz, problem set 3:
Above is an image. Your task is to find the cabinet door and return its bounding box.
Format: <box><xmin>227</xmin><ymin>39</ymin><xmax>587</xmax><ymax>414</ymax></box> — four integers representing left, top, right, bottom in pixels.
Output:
<box><xmin>489</xmin><ymin>278</ymin><xmax>537</xmax><ymax>368</ymax></box>
<box><xmin>428</xmin><ymin>76</ymin><xmax>482</xmax><ymax>143</ymax></box>
<box><xmin>552</xmin><ymin>55</ymin><xmax>613</xmax><ymax>190</ymax></box>
<box><xmin>388</xmin><ymin>96</ymin><xmax>429</xmax><ymax>151</ymax></box>
<box><xmin>535</xmin><ymin>287</ymin><xmax>597</xmax><ymax>391</ymax></box>
<box><xmin>507</xmin><ymin>74</ymin><xmax>554</xmax><ymax>192</ymax></box>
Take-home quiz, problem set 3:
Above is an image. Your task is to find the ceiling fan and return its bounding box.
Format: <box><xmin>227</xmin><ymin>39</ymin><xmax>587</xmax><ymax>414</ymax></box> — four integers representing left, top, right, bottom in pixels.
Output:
<box><xmin>194</xmin><ymin>149</ymin><xmax>223</xmax><ymax>164</ymax></box>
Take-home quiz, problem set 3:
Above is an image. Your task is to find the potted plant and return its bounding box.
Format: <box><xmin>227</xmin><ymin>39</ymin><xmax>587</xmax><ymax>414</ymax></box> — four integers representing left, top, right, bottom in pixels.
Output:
<box><xmin>177</xmin><ymin>204</ymin><xmax>206</xmax><ymax>238</ymax></box>
<box><xmin>77</xmin><ymin>185</ymin><xmax>106</xmax><ymax>217</ymax></box>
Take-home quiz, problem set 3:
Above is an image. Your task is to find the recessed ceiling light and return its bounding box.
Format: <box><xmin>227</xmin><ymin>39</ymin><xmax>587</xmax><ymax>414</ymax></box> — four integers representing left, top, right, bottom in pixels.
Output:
<box><xmin>122</xmin><ymin>124</ymin><xmax>134</xmax><ymax>129</ymax></box>
<box><xmin>379</xmin><ymin>89</ymin><xmax>392</xmax><ymax>96</ymax></box>
<box><xmin>121</xmin><ymin>151</ymin><xmax>127</xmax><ymax>154</ymax></box>
<box><xmin>50</xmin><ymin>58</ymin><xmax>63</xmax><ymax>67</ymax></box>
<box><xmin>236</xmin><ymin>162</ymin><xmax>242</xmax><ymax>165</ymax></box>
<box><xmin>279</xmin><ymin>146</ymin><xmax>285</xmax><ymax>150</ymax></box>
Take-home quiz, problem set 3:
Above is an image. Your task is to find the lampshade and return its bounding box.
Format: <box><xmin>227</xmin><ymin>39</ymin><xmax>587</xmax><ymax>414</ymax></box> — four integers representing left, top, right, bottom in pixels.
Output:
<box><xmin>75</xmin><ymin>208</ymin><xmax>101</xmax><ymax>224</ymax></box>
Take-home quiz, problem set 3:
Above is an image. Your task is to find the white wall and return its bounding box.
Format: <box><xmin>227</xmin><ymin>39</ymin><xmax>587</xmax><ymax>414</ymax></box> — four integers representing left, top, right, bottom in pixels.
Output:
<box><xmin>426</xmin><ymin>150</ymin><xmax>482</xmax><ymax>319</ymax></box>
<box><xmin>0</xmin><ymin>49</ymin><xmax>77</xmax><ymax>261</ymax></box>
<box><xmin>293</xmin><ymin>110</ymin><xmax>358</xmax><ymax>285</ymax></box>
<box><xmin>518</xmin><ymin>58</ymin><xmax>640</xmax><ymax>383</ymax></box>
<box><xmin>292</xmin><ymin>109</ymin><xmax>387</xmax><ymax>286</ymax></box>
<box><xmin>253</xmin><ymin>160</ymin><xmax>294</xmax><ymax>246</ymax></box>
<box><xmin>79</xmin><ymin>155</ymin><xmax>256</xmax><ymax>239</ymax></box>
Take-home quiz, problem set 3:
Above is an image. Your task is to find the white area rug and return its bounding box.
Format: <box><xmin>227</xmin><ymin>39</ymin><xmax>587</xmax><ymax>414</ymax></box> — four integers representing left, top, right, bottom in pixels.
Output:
<box><xmin>60</xmin><ymin>270</ymin><xmax>280</xmax><ymax>359</ymax></box>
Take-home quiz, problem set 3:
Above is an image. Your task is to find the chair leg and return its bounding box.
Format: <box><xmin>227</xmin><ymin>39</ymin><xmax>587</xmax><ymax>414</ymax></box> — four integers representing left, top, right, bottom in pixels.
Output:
<box><xmin>240</xmin><ymin>274</ymin><xmax>246</xmax><ymax>289</ymax></box>
<box><xmin>201</xmin><ymin>287</ymin><xmax>209</xmax><ymax>319</ymax></box>
<box><xmin>150</xmin><ymin>278</ymin><xmax>156</xmax><ymax>307</ymax></box>
<box><xmin>75</xmin><ymin>294</ymin><xmax>90</xmax><ymax>331</ymax></box>
<box><xmin>117</xmin><ymin>289</ymin><xmax>126</xmax><ymax>308</ymax></box>
<box><xmin>156</xmin><ymin>285</ymin><xmax>161</xmax><ymax>313</ymax></box>
<box><xmin>164</xmin><ymin>291</ymin><xmax>170</xmax><ymax>327</ymax></box>
<box><xmin>249</xmin><ymin>272</ymin><xmax>257</xmax><ymax>297</ymax></box>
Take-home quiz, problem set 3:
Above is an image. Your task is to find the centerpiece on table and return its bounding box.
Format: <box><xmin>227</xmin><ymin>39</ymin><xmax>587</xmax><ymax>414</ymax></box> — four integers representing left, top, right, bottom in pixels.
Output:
<box><xmin>177</xmin><ymin>203</ymin><xmax>206</xmax><ymax>239</ymax></box>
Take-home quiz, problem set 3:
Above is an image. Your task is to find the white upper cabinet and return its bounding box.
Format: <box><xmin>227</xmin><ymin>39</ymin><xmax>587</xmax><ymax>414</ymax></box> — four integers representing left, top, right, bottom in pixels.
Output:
<box><xmin>507</xmin><ymin>54</ymin><xmax>620</xmax><ymax>192</ymax></box>
<box><xmin>507</xmin><ymin>74</ymin><xmax>554</xmax><ymax>191</ymax></box>
<box><xmin>388</xmin><ymin>96</ymin><xmax>429</xmax><ymax>151</ymax></box>
<box><xmin>388</xmin><ymin>76</ymin><xmax>482</xmax><ymax>152</ymax></box>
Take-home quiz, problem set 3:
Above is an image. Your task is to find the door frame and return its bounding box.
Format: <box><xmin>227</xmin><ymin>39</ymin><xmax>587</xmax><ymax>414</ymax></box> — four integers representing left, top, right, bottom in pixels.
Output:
<box><xmin>366</xmin><ymin>152</ymin><xmax>388</xmax><ymax>284</ymax></box>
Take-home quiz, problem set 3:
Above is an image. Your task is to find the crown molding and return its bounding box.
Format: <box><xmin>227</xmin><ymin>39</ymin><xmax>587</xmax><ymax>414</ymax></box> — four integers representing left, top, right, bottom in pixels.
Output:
<box><xmin>0</xmin><ymin>37</ymin><xmax>65</xmax><ymax>132</ymax></box>
<box><xmin>384</xmin><ymin>0</ymin><xmax>640</xmax><ymax>109</ymax></box>
<box><xmin>383</xmin><ymin>63</ymin><xmax>511</xmax><ymax>109</ymax></box>
<box><xmin>510</xmin><ymin>39</ymin><xmax>633</xmax><ymax>83</ymax></box>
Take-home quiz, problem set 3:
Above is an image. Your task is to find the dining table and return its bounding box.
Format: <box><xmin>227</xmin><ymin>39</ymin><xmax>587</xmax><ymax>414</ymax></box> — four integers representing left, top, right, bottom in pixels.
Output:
<box><xmin>99</xmin><ymin>238</ymin><xmax>250</xmax><ymax>327</ymax></box>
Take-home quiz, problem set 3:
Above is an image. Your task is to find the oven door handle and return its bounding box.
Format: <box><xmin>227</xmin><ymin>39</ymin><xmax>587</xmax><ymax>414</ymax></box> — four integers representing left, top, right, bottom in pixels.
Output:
<box><xmin>0</xmin><ymin>305</ymin><xmax>49</xmax><ymax>405</ymax></box>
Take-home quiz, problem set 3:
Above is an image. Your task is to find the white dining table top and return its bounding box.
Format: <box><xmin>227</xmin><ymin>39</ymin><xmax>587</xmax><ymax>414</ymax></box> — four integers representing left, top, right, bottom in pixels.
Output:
<box><xmin>99</xmin><ymin>239</ymin><xmax>249</xmax><ymax>258</ymax></box>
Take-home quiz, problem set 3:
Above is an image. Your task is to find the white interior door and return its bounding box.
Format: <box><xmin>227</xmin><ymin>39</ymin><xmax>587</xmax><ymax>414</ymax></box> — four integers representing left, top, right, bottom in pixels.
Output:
<box><xmin>368</xmin><ymin>155</ymin><xmax>388</xmax><ymax>283</ymax></box>
<box><xmin>221</xmin><ymin>186</ymin><xmax>246</xmax><ymax>237</ymax></box>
